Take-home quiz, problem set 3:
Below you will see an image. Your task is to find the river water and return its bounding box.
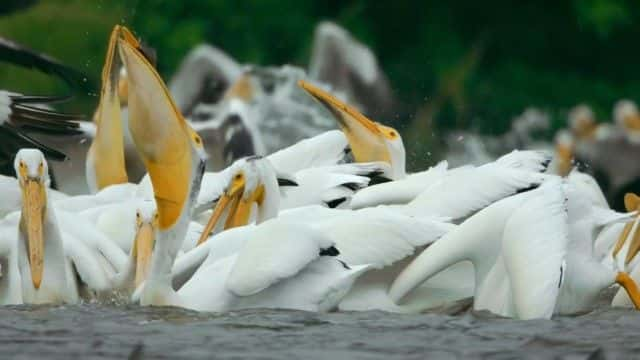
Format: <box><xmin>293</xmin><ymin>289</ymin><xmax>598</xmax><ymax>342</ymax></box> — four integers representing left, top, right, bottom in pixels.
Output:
<box><xmin>0</xmin><ymin>296</ymin><xmax>637</xmax><ymax>359</ymax></box>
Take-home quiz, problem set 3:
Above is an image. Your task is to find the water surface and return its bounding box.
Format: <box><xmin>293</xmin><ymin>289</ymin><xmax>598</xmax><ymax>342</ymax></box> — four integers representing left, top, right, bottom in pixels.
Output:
<box><xmin>0</xmin><ymin>298</ymin><xmax>637</xmax><ymax>359</ymax></box>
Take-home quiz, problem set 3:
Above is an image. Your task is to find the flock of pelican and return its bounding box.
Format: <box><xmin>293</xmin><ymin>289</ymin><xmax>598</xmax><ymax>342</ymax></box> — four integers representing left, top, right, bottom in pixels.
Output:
<box><xmin>2</xmin><ymin>25</ymin><xmax>640</xmax><ymax>320</ymax></box>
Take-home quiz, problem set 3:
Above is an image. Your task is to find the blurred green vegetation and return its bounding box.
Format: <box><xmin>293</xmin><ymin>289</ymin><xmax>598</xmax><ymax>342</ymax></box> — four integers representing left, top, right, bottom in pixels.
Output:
<box><xmin>1</xmin><ymin>0</ymin><xmax>639</xmax><ymax>144</ymax></box>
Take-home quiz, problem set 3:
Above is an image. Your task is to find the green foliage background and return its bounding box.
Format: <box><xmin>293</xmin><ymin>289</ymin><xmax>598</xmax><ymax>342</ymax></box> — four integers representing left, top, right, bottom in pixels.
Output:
<box><xmin>1</xmin><ymin>0</ymin><xmax>639</xmax><ymax>156</ymax></box>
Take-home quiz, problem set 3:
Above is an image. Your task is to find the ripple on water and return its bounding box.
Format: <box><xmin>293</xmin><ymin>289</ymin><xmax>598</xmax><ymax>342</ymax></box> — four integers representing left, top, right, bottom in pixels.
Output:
<box><xmin>0</xmin><ymin>303</ymin><xmax>637</xmax><ymax>359</ymax></box>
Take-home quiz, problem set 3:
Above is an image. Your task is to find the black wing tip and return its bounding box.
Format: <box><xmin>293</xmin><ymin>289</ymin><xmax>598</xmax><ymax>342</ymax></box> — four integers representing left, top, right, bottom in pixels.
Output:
<box><xmin>341</xmin><ymin>182</ymin><xmax>363</xmax><ymax>191</ymax></box>
<box><xmin>277</xmin><ymin>178</ymin><xmax>299</xmax><ymax>187</ymax></box>
<box><xmin>325</xmin><ymin>197</ymin><xmax>347</xmax><ymax>209</ymax></box>
<box><xmin>319</xmin><ymin>246</ymin><xmax>340</xmax><ymax>257</ymax></box>
<box><xmin>368</xmin><ymin>174</ymin><xmax>393</xmax><ymax>186</ymax></box>
<box><xmin>515</xmin><ymin>183</ymin><xmax>541</xmax><ymax>195</ymax></box>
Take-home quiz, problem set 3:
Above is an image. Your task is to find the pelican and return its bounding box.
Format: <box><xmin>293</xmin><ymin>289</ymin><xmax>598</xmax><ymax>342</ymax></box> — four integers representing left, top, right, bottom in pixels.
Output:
<box><xmin>554</xmin><ymin>182</ymin><xmax>639</xmax><ymax>314</ymax></box>
<box><xmin>0</xmin><ymin>149</ymin><xmax>114</xmax><ymax>304</ymax></box>
<box><xmin>565</xmin><ymin>101</ymin><xmax>640</xmax><ymax>209</ymax></box>
<box><xmin>116</xmin><ymin>27</ymin><xmax>371</xmax><ymax>312</ymax></box>
<box><xmin>297</xmin><ymin>80</ymin><xmax>551</xmax><ymax>214</ymax></box>
<box><xmin>181</xmin><ymin>155</ymin><xmax>455</xmax><ymax>312</ymax></box>
<box><xmin>614</xmin><ymin>99</ymin><xmax>640</xmax><ymax>144</ymax></box>
<box><xmin>389</xmin><ymin>178</ymin><xmax>640</xmax><ymax>319</ymax></box>
<box><xmin>84</xmin><ymin>25</ymin><xmax>159</xmax><ymax>194</ymax></box>
<box><xmin>298</xmin><ymin>80</ymin><xmax>405</xmax><ymax>180</ymax></box>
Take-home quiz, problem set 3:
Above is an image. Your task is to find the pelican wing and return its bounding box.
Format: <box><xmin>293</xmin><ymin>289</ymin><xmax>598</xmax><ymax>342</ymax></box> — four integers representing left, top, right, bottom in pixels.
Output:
<box><xmin>0</xmin><ymin>176</ymin><xmax>21</xmax><ymax>218</ymax></box>
<box><xmin>173</xmin><ymin>225</ymin><xmax>252</xmax><ymax>290</ymax></box>
<box><xmin>349</xmin><ymin>161</ymin><xmax>448</xmax><ymax>209</ymax></box>
<box><xmin>59</xmin><ymin>210</ymin><xmax>128</xmax><ymax>274</ymax></box>
<box><xmin>493</xmin><ymin>150</ymin><xmax>552</xmax><ymax>173</ymax></box>
<box><xmin>313</xmin><ymin>207</ymin><xmax>455</xmax><ymax>267</ymax></box>
<box><xmin>0</xmin><ymin>37</ymin><xmax>93</xmax><ymax>91</ymax></box>
<box><xmin>405</xmin><ymin>164</ymin><xmax>549</xmax><ymax>220</ymax></box>
<box><xmin>267</xmin><ymin>130</ymin><xmax>347</xmax><ymax>175</ymax></box>
<box><xmin>502</xmin><ymin>179</ymin><xmax>568</xmax><ymax>319</ymax></box>
<box><xmin>226</xmin><ymin>221</ymin><xmax>333</xmax><ymax>297</ymax></box>
<box><xmin>63</xmin><ymin>231</ymin><xmax>113</xmax><ymax>291</ymax></box>
<box><xmin>281</xmin><ymin>161</ymin><xmax>390</xmax><ymax>209</ymax></box>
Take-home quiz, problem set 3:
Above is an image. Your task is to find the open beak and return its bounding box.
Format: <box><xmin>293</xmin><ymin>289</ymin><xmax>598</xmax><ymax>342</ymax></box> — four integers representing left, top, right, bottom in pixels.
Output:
<box><xmin>298</xmin><ymin>80</ymin><xmax>391</xmax><ymax>164</ymax></box>
<box><xmin>118</xmin><ymin>28</ymin><xmax>194</xmax><ymax>231</ymax></box>
<box><xmin>616</xmin><ymin>272</ymin><xmax>640</xmax><ymax>310</ymax></box>
<box><xmin>20</xmin><ymin>178</ymin><xmax>47</xmax><ymax>289</ymax></box>
<box><xmin>90</xmin><ymin>25</ymin><xmax>131</xmax><ymax>190</ymax></box>
<box><xmin>132</xmin><ymin>222</ymin><xmax>155</xmax><ymax>287</ymax></box>
<box><xmin>197</xmin><ymin>176</ymin><xmax>246</xmax><ymax>246</ymax></box>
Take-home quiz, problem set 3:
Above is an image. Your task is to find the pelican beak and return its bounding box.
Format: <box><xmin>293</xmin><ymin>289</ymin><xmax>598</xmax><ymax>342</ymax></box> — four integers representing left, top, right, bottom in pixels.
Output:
<box><xmin>224</xmin><ymin>75</ymin><xmax>255</xmax><ymax>102</ymax></box>
<box><xmin>555</xmin><ymin>143</ymin><xmax>573</xmax><ymax>177</ymax></box>
<box><xmin>624</xmin><ymin>113</ymin><xmax>640</xmax><ymax>131</ymax></box>
<box><xmin>18</xmin><ymin>164</ymin><xmax>47</xmax><ymax>289</ymax></box>
<box><xmin>118</xmin><ymin>28</ymin><xmax>194</xmax><ymax>231</ymax></box>
<box><xmin>132</xmin><ymin>218</ymin><xmax>155</xmax><ymax>287</ymax></box>
<box><xmin>616</xmin><ymin>272</ymin><xmax>640</xmax><ymax>310</ymax></box>
<box><xmin>197</xmin><ymin>174</ymin><xmax>246</xmax><ymax>246</ymax></box>
<box><xmin>615</xmin><ymin>193</ymin><xmax>640</xmax><ymax>265</ymax></box>
<box><xmin>90</xmin><ymin>25</ymin><xmax>130</xmax><ymax>190</ymax></box>
<box><xmin>298</xmin><ymin>80</ymin><xmax>392</xmax><ymax>164</ymax></box>
<box><xmin>118</xmin><ymin>68</ymin><xmax>128</xmax><ymax>106</ymax></box>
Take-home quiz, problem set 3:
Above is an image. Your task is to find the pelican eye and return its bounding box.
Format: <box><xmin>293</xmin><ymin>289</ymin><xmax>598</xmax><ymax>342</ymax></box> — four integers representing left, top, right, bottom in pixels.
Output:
<box><xmin>235</xmin><ymin>174</ymin><xmax>243</xmax><ymax>180</ymax></box>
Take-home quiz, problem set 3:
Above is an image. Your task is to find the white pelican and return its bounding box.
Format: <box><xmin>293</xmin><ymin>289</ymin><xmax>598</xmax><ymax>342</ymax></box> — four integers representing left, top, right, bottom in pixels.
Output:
<box><xmin>614</xmin><ymin>99</ymin><xmax>640</xmax><ymax>144</ymax></box>
<box><xmin>298</xmin><ymin>79</ymin><xmax>405</xmax><ymax>180</ymax></box>
<box><xmin>0</xmin><ymin>149</ymin><xmax>114</xmax><ymax>304</ymax></box>
<box><xmin>181</xmin><ymin>155</ymin><xmax>454</xmax><ymax>312</ymax></box>
<box><xmin>553</xmin><ymin>182</ymin><xmax>639</xmax><ymax>314</ymax></box>
<box><xmin>389</xmin><ymin>178</ymin><xmax>569</xmax><ymax>319</ymax></box>
<box><xmin>117</xmin><ymin>29</ymin><xmax>370</xmax><ymax>312</ymax></box>
<box><xmin>298</xmin><ymin>80</ymin><xmax>552</xmax><ymax>214</ymax></box>
<box><xmin>390</xmin><ymin>178</ymin><xmax>640</xmax><ymax>319</ymax></box>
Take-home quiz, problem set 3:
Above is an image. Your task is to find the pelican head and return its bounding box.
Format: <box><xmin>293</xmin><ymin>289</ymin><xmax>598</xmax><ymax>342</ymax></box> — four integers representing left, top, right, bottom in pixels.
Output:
<box><xmin>14</xmin><ymin>149</ymin><xmax>50</xmax><ymax>289</ymax></box>
<box><xmin>614</xmin><ymin>100</ymin><xmax>640</xmax><ymax>135</ymax></box>
<box><xmin>568</xmin><ymin>104</ymin><xmax>597</xmax><ymax>140</ymax></box>
<box><xmin>197</xmin><ymin>156</ymin><xmax>280</xmax><ymax>245</ymax></box>
<box><xmin>131</xmin><ymin>201</ymin><xmax>157</xmax><ymax>288</ymax></box>
<box><xmin>298</xmin><ymin>80</ymin><xmax>406</xmax><ymax>179</ymax></box>
<box><xmin>117</xmin><ymin>26</ymin><xmax>206</xmax><ymax>304</ymax></box>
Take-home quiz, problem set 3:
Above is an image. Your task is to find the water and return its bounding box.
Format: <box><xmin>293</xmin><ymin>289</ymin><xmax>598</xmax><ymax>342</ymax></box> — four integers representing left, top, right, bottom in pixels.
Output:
<box><xmin>0</xmin><ymin>299</ymin><xmax>637</xmax><ymax>359</ymax></box>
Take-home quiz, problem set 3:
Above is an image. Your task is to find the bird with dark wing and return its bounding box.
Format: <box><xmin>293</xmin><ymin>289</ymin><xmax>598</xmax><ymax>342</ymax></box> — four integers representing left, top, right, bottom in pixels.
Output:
<box><xmin>0</xmin><ymin>37</ymin><xmax>88</xmax><ymax>185</ymax></box>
